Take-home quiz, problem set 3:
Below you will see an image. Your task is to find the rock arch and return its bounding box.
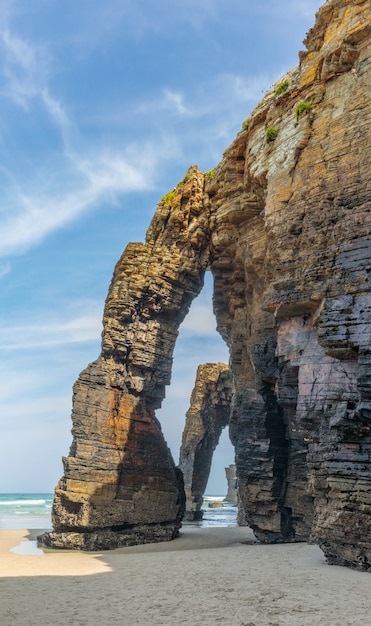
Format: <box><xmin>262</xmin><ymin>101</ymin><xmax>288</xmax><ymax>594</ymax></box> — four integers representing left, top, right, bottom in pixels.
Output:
<box><xmin>178</xmin><ymin>362</ymin><xmax>233</xmax><ymax>521</ymax></box>
<box><xmin>41</xmin><ymin>0</ymin><xmax>371</xmax><ymax>570</ymax></box>
<box><xmin>41</xmin><ymin>166</ymin><xmax>212</xmax><ymax>550</ymax></box>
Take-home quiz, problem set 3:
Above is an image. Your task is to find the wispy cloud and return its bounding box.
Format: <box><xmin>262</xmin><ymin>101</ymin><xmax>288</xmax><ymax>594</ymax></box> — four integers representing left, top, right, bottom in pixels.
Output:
<box><xmin>0</xmin><ymin>17</ymin><xmax>273</xmax><ymax>261</ymax></box>
<box><xmin>0</xmin><ymin>27</ymin><xmax>48</xmax><ymax>108</ymax></box>
<box><xmin>0</xmin><ymin>262</ymin><xmax>11</xmax><ymax>279</ymax></box>
<box><xmin>85</xmin><ymin>71</ymin><xmax>277</xmax><ymax>173</ymax></box>
<box><xmin>0</xmin><ymin>150</ymin><xmax>155</xmax><ymax>259</ymax></box>
<box><xmin>0</xmin><ymin>311</ymin><xmax>102</xmax><ymax>350</ymax></box>
<box><xmin>41</xmin><ymin>89</ymin><xmax>74</xmax><ymax>144</ymax></box>
<box><xmin>181</xmin><ymin>301</ymin><xmax>219</xmax><ymax>337</ymax></box>
<box><xmin>163</xmin><ymin>89</ymin><xmax>189</xmax><ymax>115</ymax></box>
<box><xmin>0</xmin><ymin>20</ymin><xmax>165</xmax><ymax>259</ymax></box>
<box><xmin>128</xmin><ymin>72</ymin><xmax>274</xmax><ymax>122</ymax></box>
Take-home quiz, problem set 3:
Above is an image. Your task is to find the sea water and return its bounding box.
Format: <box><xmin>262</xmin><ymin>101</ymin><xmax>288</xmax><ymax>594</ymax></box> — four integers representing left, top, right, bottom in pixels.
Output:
<box><xmin>199</xmin><ymin>496</ymin><xmax>237</xmax><ymax>528</ymax></box>
<box><xmin>0</xmin><ymin>493</ymin><xmax>237</xmax><ymax>530</ymax></box>
<box><xmin>0</xmin><ymin>493</ymin><xmax>53</xmax><ymax>530</ymax></box>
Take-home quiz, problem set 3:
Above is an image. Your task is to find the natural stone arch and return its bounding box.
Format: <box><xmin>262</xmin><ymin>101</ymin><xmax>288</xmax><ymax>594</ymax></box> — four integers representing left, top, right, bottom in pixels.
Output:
<box><xmin>204</xmin><ymin>0</ymin><xmax>371</xmax><ymax>567</ymax></box>
<box><xmin>40</xmin><ymin>1</ymin><xmax>371</xmax><ymax>570</ymax></box>
<box><xmin>178</xmin><ymin>362</ymin><xmax>233</xmax><ymax>521</ymax></box>
<box><xmin>40</xmin><ymin>166</ymin><xmax>212</xmax><ymax>550</ymax></box>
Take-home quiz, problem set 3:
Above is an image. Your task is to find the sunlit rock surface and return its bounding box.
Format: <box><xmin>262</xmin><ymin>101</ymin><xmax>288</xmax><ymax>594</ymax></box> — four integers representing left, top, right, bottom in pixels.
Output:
<box><xmin>224</xmin><ymin>464</ymin><xmax>237</xmax><ymax>505</ymax></box>
<box><xmin>41</xmin><ymin>0</ymin><xmax>371</xmax><ymax>568</ymax></box>
<box><xmin>178</xmin><ymin>363</ymin><xmax>233</xmax><ymax>520</ymax></box>
<box><xmin>206</xmin><ymin>0</ymin><xmax>371</xmax><ymax>568</ymax></box>
<box><xmin>40</xmin><ymin>167</ymin><xmax>208</xmax><ymax>550</ymax></box>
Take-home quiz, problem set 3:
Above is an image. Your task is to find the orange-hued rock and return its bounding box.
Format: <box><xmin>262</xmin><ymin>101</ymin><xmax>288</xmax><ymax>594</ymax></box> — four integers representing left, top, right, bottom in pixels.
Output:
<box><xmin>207</xmin><ymin>0</ymin><xmax>371</xmax><ymax>568</ymax></box>
<box><xmin>40</xmin><ymin>166</ymin><xmax>208</xmax><ymax>550</ymax></box>
<box><xmin>41</xmin><ymin>0</ymin><xmax>371</xmax><ymax>568</ymax></box>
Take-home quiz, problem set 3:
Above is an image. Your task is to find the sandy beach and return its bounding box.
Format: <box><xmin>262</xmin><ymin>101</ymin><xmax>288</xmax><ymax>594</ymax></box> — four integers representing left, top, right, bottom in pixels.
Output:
<box><xmin>0</xmin><ymin>526</ymin><xmax>370</xmax><ymax>626</ymax></box>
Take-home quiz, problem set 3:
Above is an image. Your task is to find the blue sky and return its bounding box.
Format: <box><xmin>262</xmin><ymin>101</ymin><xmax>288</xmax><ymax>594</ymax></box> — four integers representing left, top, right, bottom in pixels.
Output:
<box><xmin>0</xmin><ymin>0</ymin><xmax>323</xmax><ymax>494</ymax></box>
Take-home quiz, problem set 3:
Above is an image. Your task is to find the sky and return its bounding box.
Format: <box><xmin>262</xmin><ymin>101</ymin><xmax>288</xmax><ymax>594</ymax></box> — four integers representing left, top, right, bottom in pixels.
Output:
<box><xmin>0</xmin><ymin>0</ymin><xmax>324</xmax><ymax>494</ymax></box>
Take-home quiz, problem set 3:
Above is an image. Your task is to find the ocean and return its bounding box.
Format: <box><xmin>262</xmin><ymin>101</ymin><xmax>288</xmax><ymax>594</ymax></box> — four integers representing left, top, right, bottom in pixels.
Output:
<box><xmin>0</xmin><ymin>493</ymin><xmax>54</xmax><ymax>530</ymax></box>
<box><xmin>0</xmin><ymin>493</ymin><xmax>237</xmax><ymax>530</ymax></box>
<box><xmin>198</xmin><ymin>495</ymin><xmax>237</xmax><ymax>528</ymax></box>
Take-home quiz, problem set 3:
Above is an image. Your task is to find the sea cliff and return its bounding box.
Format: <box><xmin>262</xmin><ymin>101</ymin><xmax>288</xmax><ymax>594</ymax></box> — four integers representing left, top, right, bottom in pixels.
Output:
<box><xmin>40</xmin><ymin>0</ymin><xmax>371</xmax><ymax>570</ymax></box>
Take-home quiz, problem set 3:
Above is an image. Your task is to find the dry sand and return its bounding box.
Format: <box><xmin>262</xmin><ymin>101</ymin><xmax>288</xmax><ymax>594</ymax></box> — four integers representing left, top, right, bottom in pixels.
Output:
<box><xmin>0</xmin><ymin>525</ymin><xmax>370</xmax><ymax>626</ymax></box>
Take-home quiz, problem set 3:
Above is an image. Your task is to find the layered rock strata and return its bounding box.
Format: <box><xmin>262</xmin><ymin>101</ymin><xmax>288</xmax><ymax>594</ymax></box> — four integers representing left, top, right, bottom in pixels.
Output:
<box><xmin>207</xmin><ymin>0</ymin><xmax>371</xmax><ymax>568</ymax></box>
<box><xmin>178</xmin><ymin>363</ymin><xmax>233</xmax><ymax>520</ymax></box>
<box><xmin>42</xmin><ymin>0</ymin><xmax>371</xmax><ymax>569</ymax></box>
<box><xmin>40</xmin><ymin>167</ymin><xmax>209</xmax><ymax>550</ymax></box>
<box><xmin>224</xmin><ymin>464</ymin><xmax>237</xmax><ymax>504</ymax></box>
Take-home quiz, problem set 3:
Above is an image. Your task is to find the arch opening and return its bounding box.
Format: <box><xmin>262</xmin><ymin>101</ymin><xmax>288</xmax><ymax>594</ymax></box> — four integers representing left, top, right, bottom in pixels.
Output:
<box><xmin>157</xmin><ymin>271</ymin><xmax>236</xmax><ymax>524</ymax></box>
<box><xmin>39</xmin><ymin>165</ymin><xmax>236</xmax><ymax>551</ymax></box>
<box><xmin>156</xmin><ymin>273</ymin><xmax>229</xmax><ymax>456</ymax></box>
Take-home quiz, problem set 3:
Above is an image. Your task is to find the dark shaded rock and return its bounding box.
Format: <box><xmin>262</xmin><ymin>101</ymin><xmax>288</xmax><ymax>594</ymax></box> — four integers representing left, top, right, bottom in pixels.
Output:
<box><xmin>43</xmin><ymin>0</ymin><xmax>371</xmax><ymax>569</ymax></box>
<box><xmin>178</xmin><ymin>363</ymin><xmax>233</xmax><ymax>521</ymax></box>
<box><xmin>39</xmin><ymin>167</ymin><xmax>207</xmax><ymax>550</ymax></box>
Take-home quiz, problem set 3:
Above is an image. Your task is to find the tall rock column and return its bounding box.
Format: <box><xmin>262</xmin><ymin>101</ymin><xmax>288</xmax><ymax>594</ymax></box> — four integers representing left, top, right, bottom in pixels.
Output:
<box><xmin>224</xmin><ymin>464</ymin><xmax>237</xmax><ymax>504</ymax></box>
<box><xmin>40</xmin><ymin>0</ymin><xmax>371</xmax><ymax>569</ymax></box>
<box><xmin>40</xmin><ymin>166</ymin><xmax>211</xmax><ymax>550</ymax></box>
<box><xmin>207</xmin><ymin>0</ymin><xmax>371</xmax><ymax>567</ymax></box>
<box><xmin>178</xmin><ymin>363</ymin><xmax>233</xmax><ymax>520</ymax></box>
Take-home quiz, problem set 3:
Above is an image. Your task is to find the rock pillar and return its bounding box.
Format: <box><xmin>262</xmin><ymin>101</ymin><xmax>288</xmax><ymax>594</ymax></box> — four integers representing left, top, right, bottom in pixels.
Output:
<box><xmin>39</xmin><ymin>167</ymin><xmax>211</xmax><ymax>550</ymax></box>
<box><xmin>178</xmin><ymin>363</ymin><xmax>233</xmax><ymax>520</ymax></box>
<box><xmin>224</xmin><ymin>464</ymin><xmax>237</xmax><ymax>504</ymax></box>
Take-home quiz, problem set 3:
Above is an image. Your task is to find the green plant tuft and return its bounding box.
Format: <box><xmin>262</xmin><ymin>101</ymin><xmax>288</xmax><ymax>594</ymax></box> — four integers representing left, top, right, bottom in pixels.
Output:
<box><xmin>181</xmin><ymin>170</ymin><xmax>191</xmax><ymax>184</ymax></box>
<box><xmin>205</xmin><ymin>169</ymin><xmax>215</xmax><ymax>181</ymax></box>
<box><xmin>242</xmin><ymin>119</ymin><xmax>249</xmax><ymax>131</ymax></box>
<box><xmin>275</xmin><ymin>80</ymin><xmax>289</xmax><ymax>96</ymax></box>
<box><xmin>295</xmin><ymin>101</ymin><xmax>312</xmax><ymax>121</ymax></box>
<box><xmin>161</xmin><ymin>190</ymin><xmax>177</xmax><ymax>205</ymax></box>
<box><xmin>265</xmin><ymin>127</ymin><xmax>278</xmax><ymax>143</ymax></box>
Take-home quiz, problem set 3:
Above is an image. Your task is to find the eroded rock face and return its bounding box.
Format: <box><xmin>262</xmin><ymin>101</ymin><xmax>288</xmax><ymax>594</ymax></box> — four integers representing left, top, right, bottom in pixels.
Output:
<box><xmin>207</xmin><ymin>0</ymin><xmax>371</xmax><ymax>567</ymax></box>
<box><xmin>224</xmin><ymin>464</ymin><xmax>237</xmax><ymax>504</ymax></box>
<box><xmin>178</xmin><ymin>363</ymin><xmax>233</xmax><ymax>520</ymax></box>
<box><xmin>42</xmin><ymin>0</ymin><xmax>371</xmax><ymax>568</ymax></box>
<box><xmin>40</xmin><ymin>167</ymin><xmax>209</xmax><ymax>550</ymax></box>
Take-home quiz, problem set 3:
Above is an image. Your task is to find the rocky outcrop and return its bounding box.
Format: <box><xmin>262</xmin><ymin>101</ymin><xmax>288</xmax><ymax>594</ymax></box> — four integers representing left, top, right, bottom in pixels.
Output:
<box><xmin>42</xmin><ymin>0</ymin><xmax>371</xmax><ymax>569</ymax></box>
<box><xmin>178</xmin><ymin>363</ymin><xmax>233</xmax><ymax>520</ymax></box>
<box><xmin>207</xmin><ymin>0</ymin><xmax>371</xmax><ymax>568</ymax></box>
<box><xmin>39</xmin><ymin>167</ymin><xmax>209</xmax><ymax>550</ymax></box>
<box><xmin>224</xmin><ymin>464</ymin><xmax>237</xmax><ymax>504</ymax></box>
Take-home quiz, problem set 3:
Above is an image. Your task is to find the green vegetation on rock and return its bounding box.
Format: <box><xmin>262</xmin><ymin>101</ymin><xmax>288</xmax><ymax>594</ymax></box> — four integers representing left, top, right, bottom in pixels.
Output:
<box><xmin>181</xmin><ymin>170</ymin><xmax>191</xmax><ymax>184</ymax></box>
<box><xmin>265</xmin><ymin>127</ymin><xmax>278</xmax><ymax>143</ymax></box>
<box><xmin>205</xmin><ymin>169</ymin><xmax>215</xmax><ymax>181</ymax></box>
<box><xmin>295</xmin><ymin>101</ymin><xmax>312</xmax><ymax>121</ymax></box>
<box><xmin>275</xmin><ymin>80</ymin><xmax>289</xmax><ymax>96</ymax></box>
<box><xmin>161</xmin><ymin>190</ymin><xmax>177</xmax><ymax>205</ymax></box>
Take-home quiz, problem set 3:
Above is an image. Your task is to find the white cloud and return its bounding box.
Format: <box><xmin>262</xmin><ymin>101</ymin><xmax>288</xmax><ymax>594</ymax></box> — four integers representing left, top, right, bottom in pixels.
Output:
<box><xmin>181</xmin><ymin>302</ymin><xmax>218</xmax><ymax>337</ymax></box>
<box><xmin>0</xmin><ymin>263</ymin><xmax>11</xmax><ymax>279</ymax></box>
<box><xmin>41</xmin><ymin>89</ymin><xmax>73</xmax><ymax>144</ymax></box>
<box><xmin>0</xmin><ymin>27</ymin><xmax>48</xmax><ymax>108</ymax></box>
<box><xmin>164</xmin><ymin>89</ymin><xmax>189</xmax><ymax>115</ymax></box>
<box><xmin>0</xmin><ymin>151</ymin><xmax>153</xmax><ymax>259</ymax></box>
<box><xmin>0</xmin><ymin>312</ymin><xmax>102</xmax><ymax>351</ymax></box>
<box><xmin>0</xmin><ymin>19</ymin><xmax>167</xmax><ymax>259</ymax></box>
